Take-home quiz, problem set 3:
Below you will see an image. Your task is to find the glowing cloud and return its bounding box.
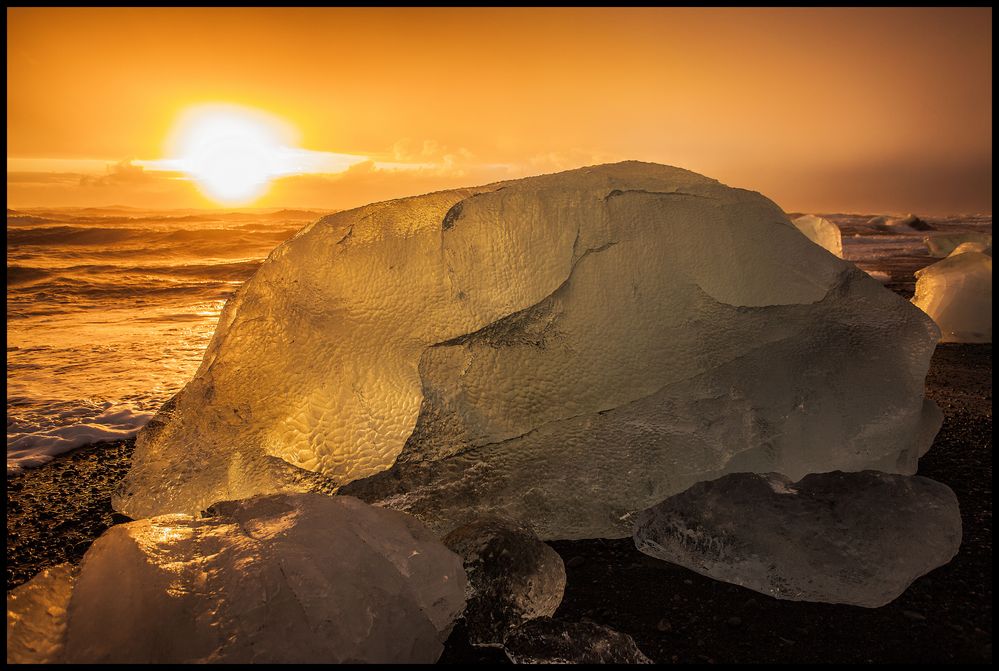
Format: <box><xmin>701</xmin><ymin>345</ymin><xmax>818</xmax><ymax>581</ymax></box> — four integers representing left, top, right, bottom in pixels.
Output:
<box><xmin>147</xmin><ymin>104</ymin><xmax>368</xmax><ymax>205</ymax></box>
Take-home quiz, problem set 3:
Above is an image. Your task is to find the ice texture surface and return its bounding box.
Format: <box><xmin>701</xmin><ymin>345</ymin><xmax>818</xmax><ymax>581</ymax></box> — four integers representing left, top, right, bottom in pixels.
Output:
<box><xmin>791</xmin><ymin>214</ymin><xmax>843</xmax><ymax>257</ymax></box>
<box><xmin>6</xmin><ymin>564</ymin><xmax>76</xmax><ymax>664</ymax></box>
<box><xmin>912</xmin><ymin>252</ymin><xmax>992</xmax><ymax>343</ymax></box>
<box><xmin>502</xmin><ymin>618</ymin><xmax>652</xmax><ymax>664</ymax></box>
<box><xmin>116</xmin><ymin>162</ymin><xmax>942</xmax><ymax>539</ymax></box>
<box><xmin>444</xmin><ymin>517</ymin><xmax>566</xmax><ymax>645</ymax></box>
<box><xmin>633</xmin><ymin>471</ymin><xmax>962</xmax><ymax>608</ymax></box>
<box><xmin>7</xmin><ymin>494</ymin><xmax>466</xmax><ymax>663</ymax></box>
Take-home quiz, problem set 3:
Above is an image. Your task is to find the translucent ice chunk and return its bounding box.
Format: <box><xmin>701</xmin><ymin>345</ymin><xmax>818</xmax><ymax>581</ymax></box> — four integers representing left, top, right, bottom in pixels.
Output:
<box><xmin>912</xmin><ymin>251</ymin><xmax>992</xmax><ymax>343</ymax></box>
<box><xmin>633</xmin><ymin>471</ymin><xmax>962</xmax><ymax>608</ymax></box>
<box><xmin>6</xmin><ymin>564</ymin><xmax>76</xmax><ymax>664</ymax></box>
<box><xmin>116</xmin><ymin>162</ymin><xmax>942</xmax><ymax>540</ymax></box>
<box><xmin>791</xmin><ymin>214</ymin><xmax>843</xmax><ymax>257</ymax></box>
<box><xmin>7</xmin><ymin>494</ymin><xmax>466</xmax><ymax>664</ymax></box>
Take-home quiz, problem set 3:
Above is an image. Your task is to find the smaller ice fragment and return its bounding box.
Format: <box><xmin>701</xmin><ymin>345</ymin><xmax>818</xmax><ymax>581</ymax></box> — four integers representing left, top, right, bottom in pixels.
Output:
<box><xmin>6</xmin><ymin>564</ymin><xmax>77</xmax><ymax>664</ymax></box>
<box><xmin>792</xmin><ymin>214</ymin><xmax>843</xmax><ymax>257</ymax></box>
<box><xmin>443</xmin><ymin>517</ymin><xmax>566</xmax><ymax>645</ymax></box>
<box><xmin>502</xmin><ymin>618</ymin><xmax>652</xmax><ymax>664</ymax></box>
<box><xmin>912</xmin><ymin>251</ymin><xmax>992</xmax><ymax>343</ymax></box>
<box><xmin>633</xmin><ymin>471</ymin><xmax>962</xmax><ymax>608</ymax></box>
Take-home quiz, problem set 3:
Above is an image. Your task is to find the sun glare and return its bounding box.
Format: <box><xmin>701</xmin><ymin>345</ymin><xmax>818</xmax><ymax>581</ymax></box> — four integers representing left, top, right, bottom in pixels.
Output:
<box><xmin>167</xmin><ymin>105</ymin><xmax>297</xmax><ymax>205</ymax></box>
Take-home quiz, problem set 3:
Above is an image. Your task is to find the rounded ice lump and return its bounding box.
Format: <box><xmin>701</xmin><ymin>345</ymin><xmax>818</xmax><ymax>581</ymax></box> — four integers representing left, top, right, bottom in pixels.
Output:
<box><xmin>444</xmin><ymin>517</ymin><xmax>566</xmax><ymax>645</ymax></box>
<box><xmin>115</xmin><ymin>162</ymin><xmax>942</xmax><ymax>539</ymax></box>
<box><xmin>632</xmin><ymin>471</ymin><xmax>962</xmax><ymax>608</ymax></box>
<box><xmin>911</xmin><ymin>250</ymin><xmax>992</xmax><ymax>343</ymax></box>
<box><xmin>6</xmin><ymin>494</ymin><xmax>466</xmax><ymax>664</ymax></box>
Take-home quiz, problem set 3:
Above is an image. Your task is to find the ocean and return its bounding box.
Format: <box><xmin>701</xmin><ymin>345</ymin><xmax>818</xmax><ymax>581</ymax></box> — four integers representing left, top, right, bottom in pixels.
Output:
<box><xmin>5</xmin><ymin>208</ymin><xmax>991</xmax><ymax>474</ymax></box>
<box><xmin>6</xmin><ymin>206</ymin><xmax>327</xmax><ymax>473</ymax></box>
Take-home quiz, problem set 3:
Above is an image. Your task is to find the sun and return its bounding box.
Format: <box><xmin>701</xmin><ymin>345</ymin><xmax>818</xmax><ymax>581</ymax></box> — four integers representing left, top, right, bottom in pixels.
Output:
<box><xmin>166</xmin><ymin>104</ymin><xmax>297</xmax><ymax>205</ymax></box>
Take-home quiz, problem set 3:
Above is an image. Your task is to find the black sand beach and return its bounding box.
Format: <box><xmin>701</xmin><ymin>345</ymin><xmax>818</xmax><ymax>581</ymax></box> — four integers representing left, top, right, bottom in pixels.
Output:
<box><xmin>7</xmin><ymin>343</ymin><xmax>991</xmax><ymax>664</ymax></box>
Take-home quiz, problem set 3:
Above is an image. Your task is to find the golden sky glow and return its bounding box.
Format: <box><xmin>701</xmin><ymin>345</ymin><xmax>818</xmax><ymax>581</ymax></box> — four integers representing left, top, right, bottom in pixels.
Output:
<box><xmin>6</xmin><ymin>7</ymin><xmax>992</xmax><ymax>213</ymax></box>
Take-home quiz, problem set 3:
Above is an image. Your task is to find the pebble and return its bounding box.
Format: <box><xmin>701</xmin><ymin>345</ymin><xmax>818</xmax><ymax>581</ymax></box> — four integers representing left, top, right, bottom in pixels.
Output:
<box><xmin>566</xmin><ymin>555</ymin><xmax>586</xmax><ymax>569</ymax></box>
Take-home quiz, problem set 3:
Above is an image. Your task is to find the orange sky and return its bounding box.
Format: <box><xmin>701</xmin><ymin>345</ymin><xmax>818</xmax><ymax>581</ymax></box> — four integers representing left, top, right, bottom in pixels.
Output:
<box><xmin>6</xmin><ymin>7</ymin><xmax>992</xmax><ymax>214</ymax></box>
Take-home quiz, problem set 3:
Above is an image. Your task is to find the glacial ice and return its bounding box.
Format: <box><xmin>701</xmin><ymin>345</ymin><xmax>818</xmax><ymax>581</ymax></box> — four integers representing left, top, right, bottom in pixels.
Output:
<box><xmin>444</xmin><ymin>517</ymin><xmax>566</xmax><ymax>645</ymax></box>
<box><xmin>502</xmin><ymin>618</ymin><xmax>652</xmax><ymax>664</ymax></box>
<box><xmin>911</xmin><ymin>251</ymin><xmax>992</xmax><ymax>343</ymax></box>
<box><xmin>6</xmin><ymin>494</ymin><xmax>466</xmax><ymax>664</ymax></box>
<box><xmin>791</xmin><ymin>214</ymin><xmax>843</xmax><ymax>257</ymax></box>
<box><xmin>116</xmin><ymin>161</ymin><xmax>942</xmax><ymax>539</ymax></box>
<box><xmin>633</xmin><ymin>471</ymin><xmax>962</xmax><ymax>608</ymax></box>
<box><xmin>924</xmin><ymin>232</ymin><xmax>992</xmax><ymax>258</ymax></box>
<box><xmin>6</xmin><ymin>564</ymin><xmax>76</xmax><ymax>664</ymax></box>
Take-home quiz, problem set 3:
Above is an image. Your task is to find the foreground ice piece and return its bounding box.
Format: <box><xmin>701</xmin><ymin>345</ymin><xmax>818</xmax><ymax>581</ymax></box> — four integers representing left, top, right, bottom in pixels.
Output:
<box><xmin>912</xmin><ymin>252</ymin><xmax>992</xmax><ymax>343</ymax></box>
<box><xmin>444</xmin><ymin>518</ymin><xmax>566</xmax><ymax>645</ymax></box>
<box><xmin>502</xmin><ymin>618</ymin><xmax>652</xmax><ymax>664</ymax></box>
<box><xmin>924</xmin><ymin>232</ymin><xmax>992</xmax><ymax>258</ymax></box>
<box><xmin>116</xmin><ymin>162</ymin><xmax>941</xmax><ymax>539</ymax></box>
<box><xmin>633</xmin><ymin>471</ymin><xmax>962</xmax><ymax>608</ymax></box>
<box><xmin>6</xmin><ymin>494</ymin><xmax>466</xmax><ymax>664</ymax></box>
<box><xmin>6</xmin><ymin>565</ymin><xmax>76</xmax><ymax>664</ymax></box>
<box><xmin>791</xmin><ymin>214</ymin><xmax>843</xmax><ymax>257</ymax></box>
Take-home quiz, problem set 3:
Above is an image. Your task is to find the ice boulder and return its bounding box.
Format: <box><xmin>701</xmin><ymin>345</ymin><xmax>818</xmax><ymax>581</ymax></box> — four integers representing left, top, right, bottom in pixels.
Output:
<box><xmin>924</xmin><ymin>232</ymin><xmax>992</xmax><ymax>258</ymax></box>
<box><xmin>502</xmin><ymin>618</ymin><xmax>652</xmax><ymax>664</ymax></box>
<box><xmin>791</xmin><ymin>214</ymin><xmax>843</xmax><ymax>257</ymax></box>
<box><xmin>444</xmin><ymin>518</ymin><xmax>566</xmax><ymax>645</ymax></box>
<box><xmin>6</xmin><ymin>494</ymin><xmax>466</xmax><ymax>664</ymax></box>
<box><xmin>115</xmin><ymin>161</ymin><xmax>942</xmax><ymax>539</ymax></box>
<box><xmin>633</xmin><ymin>471</ymin><xmax>962</xmax><ymax>608</ymax></box>
<box><xmin>6</xmin><ymin>565</ymin><xmax>77</xmax><ymax>664</ymax></box>
<box><xmin>912</xmin><ymin>252</ymin><xmax>992</xmax><ymax>343</ymax></box>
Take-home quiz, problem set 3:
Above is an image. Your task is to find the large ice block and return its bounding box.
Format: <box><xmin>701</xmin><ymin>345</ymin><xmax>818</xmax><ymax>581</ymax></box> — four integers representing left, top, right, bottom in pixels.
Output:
<box><xmin>115</xmin><ymin>162</ymin><xmax>942</xmax><ymax>539</ymax></box>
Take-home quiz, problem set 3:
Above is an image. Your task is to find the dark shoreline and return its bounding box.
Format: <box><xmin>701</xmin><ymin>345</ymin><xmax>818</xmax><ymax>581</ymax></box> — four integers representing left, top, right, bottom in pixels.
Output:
<box><xmin>6</xmin><ymin>345</ymin><xmax>992</xmax><ymax>663</ymax></box>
